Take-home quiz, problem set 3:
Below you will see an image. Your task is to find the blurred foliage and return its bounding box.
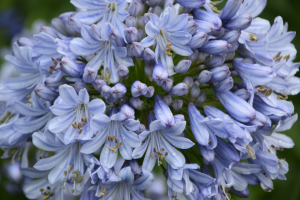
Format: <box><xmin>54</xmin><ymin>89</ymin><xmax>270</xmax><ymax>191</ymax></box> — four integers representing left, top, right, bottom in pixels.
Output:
<box><xmin>0</xmin><ymin>0</ymin><xmax>300</xmax><ymax>199</ymax></box>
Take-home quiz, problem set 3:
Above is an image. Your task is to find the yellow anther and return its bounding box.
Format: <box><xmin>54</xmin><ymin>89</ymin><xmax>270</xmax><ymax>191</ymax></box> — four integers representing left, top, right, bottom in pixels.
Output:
<box><xmin>68</xmin><ymin>166</ymin><xmax>72</xmax><ymax>173</ymax></box>
<box><xmin>64</xmin><ymin>171</ymin><xmax>67</xmax><ymax>176</ymax></box>
<box><xmin>77</xmin><ymin>176</ymin><xmax>83</xmax><ymax>183</ymax></box>
<box><xmin>43</xmin><ymin>196</ymin><xmax>49</xmax><ymax>199</ymax></box>
<box><xmin>71</xmin><ymin>189</ymin><xmax>74</xmax><ymax>193</ymax></box>
<box><xmin>160</xmin><ymin>155</ymin><xmax>164</xmax><ymax>160</ymax></box>
<box><xmin>39</xmin><ymin>149</ymin><xmax>43</xmax><ymax>155</ymax></box>
<box><xmin>162</xmin><ymin>148</ymin><xmax>165</xmax><ymax>151</ymax></box>
<box><xmin>158</xmin><ymin>161</ymin><xmax>162</xmax><ymax>165</ymax></box>
<box><xmin>115</xmin><ymin>145</ymin><xmax>119</xmax><ymax>149</ymax></box>
<box><xmin>60</xmin><ymin>186</ymin><xmax>65</xmax><ymax>189</ymax></box>
<box><xmin>165</xmin><ymin>151</ymin><xmax>168</xmax><ymax>157</ymax></box>
<box><xmin>119</xmin><ymin>142</ymin><xmax>123</xmax><ymax>145</ymax></box>
<box><xmin>246</xmin><ymin>145</ymin><xmax>256</xmax><ymax>160</ymax></box>
<box><xmin>78</xmin><ymin>128</ymin><xmax>83</xmax><ymax>134</ymax></box>
<box><xmin>150</xmin><ymin>154</ymin><xmax>155</xmax><ymax>158</ymax></box>
<box><xmin>165</xmin><ymin>42</ymin><xmax>173</xmax><ymax>56</ymax></box>
<box><xmin>108</xmin><ymin>147</ymin><xmax>116</xmax><ymax>152</ymax></box>
<box><xmin>40</xmin><ymin>188</ymin><xmax>44</xmax><ymax>192</ymax></box>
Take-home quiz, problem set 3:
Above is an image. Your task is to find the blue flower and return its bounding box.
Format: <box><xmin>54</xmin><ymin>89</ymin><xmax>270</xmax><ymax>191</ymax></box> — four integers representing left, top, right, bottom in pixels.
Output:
<box><xmin>140</xmin><ymin>7</ymin><xmax>192</xmax><ymax>75</ymax></box>
<box><xmin>71</xmin><ymin>0</ymin><xmax>129</xmax><ymax>36</ymax></box>
<box><xmin>70</xmin><ymin>23</ymin><xmax>133</xmax><ymax>83</ymax></box>
<box><xmin>80</xmin><ymin>104</ymin><xmax>141</xmax><ymax>168</ymax></box>
<box><xmin>48</xmin><ymin>84</ymin><xmax>106</xmax><ymax>143</ymax></box>
<box><xmin>132</xmin><ymin>95</ymin><xmax>194</xmax><ymax>173</ymax></box>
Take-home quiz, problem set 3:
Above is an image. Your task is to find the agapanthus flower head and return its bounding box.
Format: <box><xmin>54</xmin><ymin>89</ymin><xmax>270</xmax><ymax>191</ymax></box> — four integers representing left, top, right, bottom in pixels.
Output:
<box><xmin>0</xmin><ymin>0</ymin><xmax>299</xmax><ymax>199</ymax></box>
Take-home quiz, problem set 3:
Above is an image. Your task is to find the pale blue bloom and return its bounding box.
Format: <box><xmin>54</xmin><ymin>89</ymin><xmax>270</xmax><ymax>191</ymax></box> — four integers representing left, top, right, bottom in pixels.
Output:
<box><xmin>70</xmin><ymin>23</ymin><xmax>133</xmax><ymax>83</ymax></box>
<box><xmin>48</xmin><ymin>84</ymin><xmax>106</xmax><ymax>143</ymax></box>
<box><xmin>132</xmin><ymin>95</ymin><xmax>194</xmax><ymax>173</ymax></box>
<box><xmin>140</xmin><ymin>7</ymin><xmax>192</xmax><ymax>75</ymax></box>
<box><xmin>71</xmin><ymin>0</ymin><xmax>129</xmax><ymax>37</ymax></box>
<box><xmin>80</xmin><ymin>104</ymin><xmax>141</xmax><ymax>168</ymax></box>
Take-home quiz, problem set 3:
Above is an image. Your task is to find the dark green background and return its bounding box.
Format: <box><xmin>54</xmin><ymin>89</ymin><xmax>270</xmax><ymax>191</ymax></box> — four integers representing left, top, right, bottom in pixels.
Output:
<box><xmin>0</xmin><ymin>0</ymin><xmax>300</xmax><ymax>199</ymax></box>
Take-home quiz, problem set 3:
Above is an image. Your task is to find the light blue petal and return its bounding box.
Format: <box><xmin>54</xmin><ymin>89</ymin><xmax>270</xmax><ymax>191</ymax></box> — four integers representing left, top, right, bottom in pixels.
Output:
<box><xmin>163</xmin><ymin>134</ymin><xmax>194</xmax><ymax>149</ymax></box>
<box><xmin>87</xmin><ymin>99</ymin><xmax>106</xmax><ymax>116</ymax></box>
<box><xmin>159</xmin><ymin>134</ymin><xmax>185</xmax><ymax>169</ymax></box>
<box><xmin>70</xmin><ymin>37</ymin><xmax>103</xmax><ymax>56</ymax></box>
<box><xmin>21</xmin><ymin>168</ymin><xmax>49</xmax><ymax>179</ymax></box>
<box><xmin>48</xmin><ymin>112</ymin><xmax>75</xmax><ymax>133</ymax></box>
<box><xmin>142</xmin><ymin>137</ymin><xmax>156</xmax><ymax>174</ymax></box>
<box><xmin>13</xmin><ymin>101</ymin><xmax>48</xmax><ymax>116</ymax></box>
<box><xmin>34</xmin><ymin>147</ymin><xmax>69</xmax><ymax>170</ymax></box>
<box><xmin>13</xmin><ymin>113</ymin><xmax>52</xmax><ymax>134</ymax></box>
<box><xmin>100</xmin><ymin>140</ymin><xmax>118</xmax><ymax>168</ymax></box>
<box><xmin>149</xmin><ymin>120</ymin><xmax>167</xmax><ymax>132</ymax></box>
<box><xmin>132</xmin><ymin>173</ymin><xmax>154</xmax><ymax>190</ymax></box>
<box><xmin>33</xmin><ymin>131</ymin><xmax>65</xmax><ymax>151</ymax></box>
<box><xmin>169</xmin><ymin>31</ymin><xmax>192</xmax><ymax>45</ymax></box>
<box><xmin>163</xmin><ymin>121</ymin><xmax>186</xmax><ymax>136</ymax></box>
<box><xmin>81</xmin><ymin>24</ymin><xmax>102</xmax><ymax>44</ymax></box>
<box><xmin>59</xmin><ymin>84</ymin><xmax>80</xmax><ymax>105</ymax></box>
<box><xmin>90</xmin><ymin>113</ymin><xmax>111</xmax><ymax>131</ymax></box>
<box><xmin>78</xmin><ymin>88</ymin><xmax>90</xmax><ymax>103</ymax></box>
<box><xmin>145</xmin><ymin>21</ymin><xmax>160</xmax><ymax>37</ymax></box>
<box><xmin>50</xmin><ymin>104</ymin><xmax>74</xmax><ymax>116</ymax></box>
<box><xmin>5</xmin><ymin>73</ymin><xmax>40</xmax><ymax>90</ymax></box>
<box><xmin>80</xmin><ymin>127</ymin><xmax>107</xmax><ymax>154</ymax></box>
<box><xmin>140</xmin><ymin>36</ymin><xmax>155</xmax><ymax>48</ymax></box>
<box><xmin>122</xmin><ymin>119</ymin><xmax>140</xmax><ymax>131</ymax></box>
<box><xmin>119</xmin><ymin>166</ymin><xmax>134</xmax><ymax>183</ymax></box>
<box><xmin>121</xmin><ymin>125</ymin><xmax>141</xmax><ymax>148</ymax></box>
<box><xmin>23</xmin><ymin>178</ymin><xmax>49</xmax><ymax>199</ymax></box>
<box><xmin>48</xmin><ymin>158</ymin><xmax>68</xmax><ymax>184</ymax></box>
<box><xmin>132</xmin><ymin>138</ymin><xmax>149</xmax><ymax>159</ymax></box>
<box><xmin>74</xmin><ymin>9</ymin><xmax>108</xmax><ymax>25</ymax></box>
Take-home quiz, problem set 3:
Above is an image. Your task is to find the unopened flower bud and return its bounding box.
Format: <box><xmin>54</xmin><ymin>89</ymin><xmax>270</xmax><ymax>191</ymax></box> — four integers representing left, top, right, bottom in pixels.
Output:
<box><xmin>59</xmin><ymin>57</ymin><xmax>84</xmax><ymax>78</ymax></box>
<box><xmin>73</xmin><ymin>81</ymin><xmax>88</xmax><ymax>92</ymax></box>
<box><xmin>188</xmin><ymin>31</ymin><xmax>208</xmax><ymax>49</ymax></box>
<box><xmin>143</xmin><ymin>48</ymin><xmax>155</xmax><ymax>61</ymax></box>
<box><xmin>153</xmin><ymin>62</ymin><xmax>168</xmax><ymax>86</ymax></box>
<box><xmin>111</xmin><ymin>83</ymin><xmax>127</xmax><ymax>99</ymax></box>
<box><xmin>195</xmin><ymin>92</ymin><xmax>206</xmax><ymax>106</ymax></box>
<box><xmin>190</xmin><ymin>85</ymin><xmax>201</xmax><ymax>101</ymax></box>
<box><xmin>137</xmin><ymin>29</ymin><xmax>145</xmax><ymax>42</ymax></box>
<box><xmin>199</xmin><ymin>40</ymin><xmax>232</xmax><ymax>55</ymax></box>
<box><xmin>183</xmin><ymin>76</ymin><xmax>194</xmax><ymax>89</ymax></box>
<box><xmin>209</xmin><ymin>66</ymin><xmax>231</xmax><ymax>82</ymax></box>
<box><xmin>130</xmin><ymin>97</ymin><xmax>144</xmax><ymax>110</ymax></box>
<box><xmin>109</xmin><ymin>29</ymin><xmax>126</xmax><ymax>47</ymax></box>
<box><xmin>34</xmin><ymin>86</ymin><xmax>58</xmax><ymax>102</ymax></box>
<box><xmin>163</xmin><ymin>95</ymin><xmax>172</xmax><ymax>106</ymax></box>
<box><xmin>126</xmin><ymin>16</ymin><xmax>137</xmax><ymax>27</ymax></box>
<box><xmin>197</xmin><ymin>70</ymin><xmax>212</xmax><ymax>83</ymax></box>
<box><xmin>205</xmin><ymin>55</ymin><xmax>226</xmax><ymax>68</ymax></box>
<box><xmin>172</xmin><ymin>100</ymin><xmax>183</xmax><ymax>111</ymax></box>
<box><xmin>162</xmin><ymin>78</ymin><xmax>174</xmax><ymax>92</ymax></box>
<box><xmin>125</xmin><ymin>27</ymin><xmax>138</xmax><ymax>44</ymax></box>
<box><xmin>128</xmin><ymin>0</ymin><xmax>143</xmax><ymax>17</ymax></box>
<box><xmin>214</xmin><ymin>77</ymin><xmax>233</xmax><ymax>92</ymax></box>
<box><xmin>68</xmin><ymin>17</ymin><xmax>82</xmax><ymax>33</ymax></box>
<box><xmin>83</xmin><ymin>67</ymin><xmax>97</xmax><ymax>83</ymax></box>
<box><xmin>118</xmin><ymin>64</ymin><xmax>129</xmax><ymax>77</ymax></box>
<box><xmin>93</xmin><ymin>79</ymin><xmax>107</xmax><ymax>92</ymax></box>
<box><xmin>131</xmin><ymin>81</ymin><xmax>147</xmax><ymax>97</ymax></box>
<box><xmin>101</xmin><ymin>85</ymin><xmax>112</xmax><ymax>98</ymax></box>
<box><xmin>174</xmin><ymin>60</ymin><xmax>192</xmax><ymax>74</ymax></box>
<box><xmin>144</xmin><ymin>86</ymin><xmax>154</xmax><ymax>98</ymax></box>
<box><xmin>224</xmin><ymin>14</ymin><xmax>252</xmax><ymax>30</ymax></box>
<box><xmin>169</xmin><ymin>83</ymin><xmax>188</xmax><ymax>97</ymax></box>
<box><xmin>220</xmin><ymin>0</ymin><xmax>243</xmax><ymax>21</ymax></box>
